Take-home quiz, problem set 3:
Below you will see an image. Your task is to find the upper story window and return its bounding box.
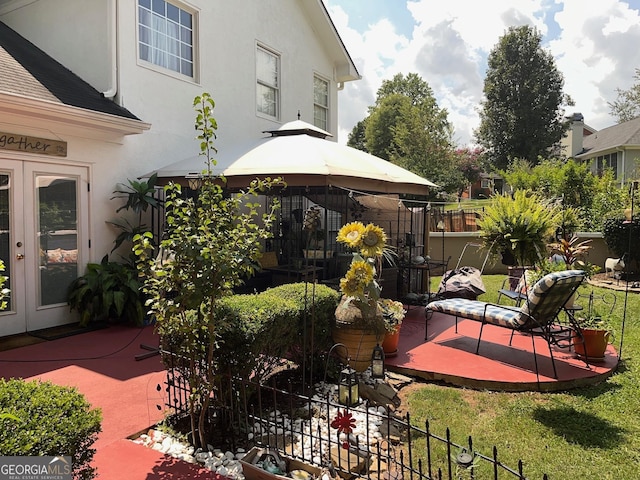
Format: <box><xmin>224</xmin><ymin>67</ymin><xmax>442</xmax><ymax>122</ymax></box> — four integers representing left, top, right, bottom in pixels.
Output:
<box><xmin>256</xmin><ymin>45</ymin><xmax>279</xmax><ymax>119</ymax></box>
<box><xmin>314</xmin><ymin>76</ymin><xmax>329</xmax><ymax>131</ymax></box>
<box><xmin>138</xmin><ymin>0</ymin><xmax>194</xmax><ymax>78</ymax></box>
<box><xmin>596</xmin><ymin>152</ymin><xmax>618</xmax><ymax>178</ymax></box>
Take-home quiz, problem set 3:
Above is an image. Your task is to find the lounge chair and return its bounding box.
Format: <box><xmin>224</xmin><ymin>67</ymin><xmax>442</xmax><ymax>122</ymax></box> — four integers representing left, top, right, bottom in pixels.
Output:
<box><xmin>425</xmin><ymin>269</ymin><xmax>586</xmax><ymax>378</ymax></box>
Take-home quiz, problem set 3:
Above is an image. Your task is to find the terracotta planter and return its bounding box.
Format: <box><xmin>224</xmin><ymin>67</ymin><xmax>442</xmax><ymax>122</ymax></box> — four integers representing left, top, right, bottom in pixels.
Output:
<box><xmin>331</xmin><ymin>326</ymin><xmax>383</xmax><ymax>372</ymax></box>
<box><xmin>573</xmin><ymin>328</ymin><xmax>610</xmax><ymax>360</ymax></box>
<box><xmin>382</xmin><ymin>328</ymin><xmax>401</xmax><ymax>357</ymax></box>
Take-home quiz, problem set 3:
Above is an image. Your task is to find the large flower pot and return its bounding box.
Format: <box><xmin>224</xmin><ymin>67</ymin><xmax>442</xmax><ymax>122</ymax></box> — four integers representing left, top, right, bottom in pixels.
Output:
<box><xmin>382</xmin><ymin>328</ymin><xmax>401</xmax><ymax>357</ymax></box>
<box><xmin>331</xmin><ymin>326</ymin><xmax>383</xmax><ymax>372</ymax></box>
<box><xmin>573</xmin><ymin>328</ymin><xmax>610</xmax><ymax>360</ymax></box>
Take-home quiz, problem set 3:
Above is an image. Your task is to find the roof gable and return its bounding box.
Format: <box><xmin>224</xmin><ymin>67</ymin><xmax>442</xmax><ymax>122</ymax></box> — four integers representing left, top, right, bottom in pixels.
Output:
<box><xmin>0</xmin><ymin>20</ymin><xmax>139</xmax><ymax>120</ymax></box>
<box><xmin>578</xmin><ymin>116</ymin><xmax>640</xmax><ymax>158</ymax></box>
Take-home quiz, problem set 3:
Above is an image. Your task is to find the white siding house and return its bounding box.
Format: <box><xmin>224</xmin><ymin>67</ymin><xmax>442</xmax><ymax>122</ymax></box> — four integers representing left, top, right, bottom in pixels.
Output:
<box><xmin>0</xmin><ymin>0</ymin><xmax>359</xmax><ymax>336</ymax></box>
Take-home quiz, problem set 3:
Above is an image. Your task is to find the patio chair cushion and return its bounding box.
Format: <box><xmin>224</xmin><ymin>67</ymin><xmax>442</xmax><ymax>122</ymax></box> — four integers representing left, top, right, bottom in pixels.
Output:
<box><xmin>518</xmin><ymin>269</ymin><xmax>585</xmax><ymax>329</ymax></box>
<box><xmin>427</xmin><ymin>269</ymin><xmax>585</xmax><ymax>330</ymax></box>
<box><xmin>428</xmin><ymin>298</ymin><xmax>522</xmax><ymax>328</ymax></box>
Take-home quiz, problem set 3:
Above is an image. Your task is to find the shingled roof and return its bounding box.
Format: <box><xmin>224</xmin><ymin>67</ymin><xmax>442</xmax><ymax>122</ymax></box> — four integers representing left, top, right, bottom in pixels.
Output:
<box><xmin>0</xmin><ymin>20</ymin><xmax>139</xmax><ymax>120</ymax></box>
<box><xmin>576</xmin><ymin>115</ymin><xmax>640</xmax><ymax>158</ymax></box>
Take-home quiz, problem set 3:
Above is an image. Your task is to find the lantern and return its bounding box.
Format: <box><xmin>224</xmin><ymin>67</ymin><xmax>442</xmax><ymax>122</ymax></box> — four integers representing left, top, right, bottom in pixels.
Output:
<box><xmin>338</xmin><ymin>366</ymin><xmax>359</xmax><ymax>406</ymax></box>
<box><xmin>371</xmin><ymin>344</ymin><xmax>385</xmax><ymax>378</ymax></box>
<box><xmin>186</xmin><ymin>174</ymin><xmax>202</xmax><ymax>191</ymax></box>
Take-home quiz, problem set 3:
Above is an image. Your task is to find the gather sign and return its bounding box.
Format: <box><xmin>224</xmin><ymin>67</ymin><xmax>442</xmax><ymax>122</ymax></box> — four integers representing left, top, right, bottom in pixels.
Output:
<box><xmin>0</xmin><ymin>131</ymin><xmax>67</xmax><ymax>157</ymax></box>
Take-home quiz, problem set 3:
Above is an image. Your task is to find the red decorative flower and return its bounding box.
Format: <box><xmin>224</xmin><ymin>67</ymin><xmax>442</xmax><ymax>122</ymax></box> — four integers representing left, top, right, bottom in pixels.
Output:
<box><xmin>330</xmin><ymin>409</ymin><xmax>356</xmax><ymax>435</ymax></box>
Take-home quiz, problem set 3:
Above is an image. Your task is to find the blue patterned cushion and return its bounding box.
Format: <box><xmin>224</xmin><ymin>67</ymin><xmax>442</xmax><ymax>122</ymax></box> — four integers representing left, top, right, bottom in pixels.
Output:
<box><xmin>427</xmin><ymin>270</ymin><xmax>585</xmax><ymax>330</ymax></box>
<box><xmin>518</xmin><ymin>270</ymin><xmax>585</xmax><ymax>328</ymax></box>
<box><xmin>428</xmin><ymin>298</ymin><xmax>522</xmax><ymax>328</ymax></box>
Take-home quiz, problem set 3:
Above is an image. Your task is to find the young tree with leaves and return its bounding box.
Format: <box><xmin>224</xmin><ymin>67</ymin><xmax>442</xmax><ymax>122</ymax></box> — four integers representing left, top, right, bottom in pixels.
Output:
<box><xmin>348</xmin><ymin>72</ymin><xmax>456</xmax><ymax>193</ymax></box>
<box><xmin>134</xmin><ymin>93</ymin><xmax>280</xmax><ymax>448</ymax></box>
<box><xmin>609</xmin><ymin>68</ymin><xmax>640</xmax><ymax>123</ymax></box>
<box><xmin>475</xmin><ymin>26</ymin><xmax>573</xmax><ymax>171</ymax></box>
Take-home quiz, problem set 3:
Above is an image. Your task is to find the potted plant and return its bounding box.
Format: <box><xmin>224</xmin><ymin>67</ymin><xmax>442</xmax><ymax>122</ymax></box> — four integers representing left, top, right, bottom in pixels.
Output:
<box><xmin>547</xmin><ymin>235</ymin><xmax>594</xmax><ymax>270</ymax></box>
<box><xmin>379</xmin><ymin>298</ymin><xmax>406</xmax><ymax>356</ymax></box>
<box><xmin>572</xmin><ymin>312</ymin><xmax>614</xmax><ymax>360</ymax></box>
<box><xmin>67</xmin><ymin>174</ymin><xmax>161</xmax><ymax>326</ymax></box>
<box><xmin>332</xmin><ymin>221</ymin><xmax>391</xmax><ymax>371</ymax></box>
<box><xmin>477</xmin><ymin>191</ymin><xmax>560</xmax><ymax>275</ymax></box>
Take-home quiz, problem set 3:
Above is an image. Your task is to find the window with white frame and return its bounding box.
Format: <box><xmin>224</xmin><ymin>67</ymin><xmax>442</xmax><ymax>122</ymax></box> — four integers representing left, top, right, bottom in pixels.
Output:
<box><xmin>138</xmin><ymin>0</ymin><xmax>194</xmax><ymax>78</ymax></box>
<box><xmin>313</xmin><ymin>76</ymin><xmax>329</xmax><ymax>131</ymax></box>
<box><xmin>596</xmin><ymin>152</ymin><xmax>618</xmax><ymax>178</ymax></box>
<box><xmin>481</xmin><ymin>179</ymin><xmax>491</xmax><ymax>189</ymax></box>
<box><xmin>256</xmin><ymin>46</ymin><xmax>279</xmax><ymax>119</ymax></box>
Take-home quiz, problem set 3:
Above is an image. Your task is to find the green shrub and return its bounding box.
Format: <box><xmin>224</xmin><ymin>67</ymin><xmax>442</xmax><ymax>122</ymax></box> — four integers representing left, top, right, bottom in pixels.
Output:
<box><xmin>602</xmin><ymin>214</ymin><xmax>640</xmax><ymax>265</ymax></box>
<box><xmin>215</xmin><ymin>283</ymin><xmax>339</xmax><ymax>380</ymax></box>
<box><xmin>67</xmin><ymin>254</ymin><xmax>144</xmax><ymax>326</ymax></box>
<box><xmin>0</xmin><ymin>379</ymin><xmax>102</xmax><ymax>480</ymax></box>
<box><xmin>161</xmin><ymin>283</ymin><xmax>339</xmax><ymax>382</ymax></box>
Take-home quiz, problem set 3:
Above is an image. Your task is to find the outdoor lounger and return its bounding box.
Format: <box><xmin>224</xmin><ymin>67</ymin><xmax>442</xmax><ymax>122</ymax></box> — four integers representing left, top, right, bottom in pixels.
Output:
<box><xmin>425</xmin><ymin>270</ymin><xmax>587</xmax><ymax>378</ymax></box>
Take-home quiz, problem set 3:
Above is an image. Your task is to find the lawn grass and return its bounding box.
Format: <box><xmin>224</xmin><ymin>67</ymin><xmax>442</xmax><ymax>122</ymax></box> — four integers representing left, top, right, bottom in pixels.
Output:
<box><xmin>405</xmin><ymin>274</ymin><xmax>640</xmax><ymax>479</ymax></box>
<box><xmin>443</xmin><ymin>199</ymin><xmax>490</xmax><ymax>211</ymax></box>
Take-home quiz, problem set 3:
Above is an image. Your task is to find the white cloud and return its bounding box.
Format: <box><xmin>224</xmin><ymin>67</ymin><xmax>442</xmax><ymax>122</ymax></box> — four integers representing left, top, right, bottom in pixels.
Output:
<box><xmin>327</xmin><ymin>0</ymin><xmax>640</xmax><ymax>145</ymax></box>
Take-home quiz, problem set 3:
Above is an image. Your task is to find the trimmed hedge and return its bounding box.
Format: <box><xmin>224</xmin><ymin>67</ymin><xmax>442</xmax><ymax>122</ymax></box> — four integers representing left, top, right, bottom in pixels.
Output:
<box><xmin>0</xmin><ymin>378</ymin><xmax>102</xmax><ymax>480</ymax></box>
<box><xmin>214</xmin><ymin>282</ymin><xmax>340</xmax><ymax>379</ymax></box>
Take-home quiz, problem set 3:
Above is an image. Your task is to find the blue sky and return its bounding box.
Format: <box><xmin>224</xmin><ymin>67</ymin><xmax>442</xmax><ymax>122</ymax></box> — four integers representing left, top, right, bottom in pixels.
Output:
<box><xmin>325</xmin><ymin>0</ymin><xmax>640</xmax><ymax>145</ymax></box>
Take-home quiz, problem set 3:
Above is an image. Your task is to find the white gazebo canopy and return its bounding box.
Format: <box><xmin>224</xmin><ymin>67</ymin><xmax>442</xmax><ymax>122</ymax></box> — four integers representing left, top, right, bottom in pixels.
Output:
<box><xmin>151</xmin><ymin>120</ymin><xmax>437</xmax><ymax>195</ymax></box>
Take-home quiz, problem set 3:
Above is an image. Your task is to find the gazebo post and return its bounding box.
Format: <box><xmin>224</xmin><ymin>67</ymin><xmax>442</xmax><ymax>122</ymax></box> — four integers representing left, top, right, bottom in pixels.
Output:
<box><xmin>423</xmin><ymin>204</ymin><xmax>431</xmax><ymax>293</ymax></box>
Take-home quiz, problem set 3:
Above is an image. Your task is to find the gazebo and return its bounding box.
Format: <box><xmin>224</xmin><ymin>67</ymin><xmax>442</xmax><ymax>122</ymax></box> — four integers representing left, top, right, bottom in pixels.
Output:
<box><xmin>150</xmin><ymin>120</ymin><xmax>438</xmax><ymax>298</ymax></box>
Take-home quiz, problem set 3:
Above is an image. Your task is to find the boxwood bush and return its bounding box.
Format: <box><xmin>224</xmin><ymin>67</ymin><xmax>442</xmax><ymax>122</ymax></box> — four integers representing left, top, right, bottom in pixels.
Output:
<box><xmin>0</xmin><ymin>379</ymin><xmax>102</xmax><ymax>480</ymax></box>
<box><xmin>162</xmin><ymin>283</ymin><xmax>340</xmax><ymax>382</ymax></box>
<box><xmin>215</xmin><ymin>282</ymin><xmax>340</xmax><ymax>380</ymax></box>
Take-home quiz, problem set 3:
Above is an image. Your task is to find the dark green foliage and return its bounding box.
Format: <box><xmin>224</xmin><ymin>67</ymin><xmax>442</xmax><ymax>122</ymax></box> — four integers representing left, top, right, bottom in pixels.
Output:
<box><xmin>349</xmin><ymin>72</ymin><xmax>456</xmax><ymax>194</ymax></box>
<box><xmin>168</xmin><ymin>283</ymin><xmax>340</xmax><ymax>381</ymax></box>
<box><xmin>477</xmin><ymin>190</ymin><xmax>560</xmax><ymax>266</ymax></box>
<box><xmin>0</xmin><ymin>379</ymin><xmax>101</xmax><ymax>480</ymax></box>
<box><xmin>108</xmin><ymin>173</ymin><xmax>162</xmax><ymax>253</ymax></box>
<box><xmin>67</xmin><ymin>254</ymin><xmax>143</xmax><ymax>326</ymax></box>
<box><xmin>346</xmin><ymin>119</ymin><xmax>367</xmax><ymax>151</ymax></box>
<box><xmin>476</xmin><ymin>26</ymin><xmax>572</xmax><ymax>171</ymax></box>
<box><xmin>68</xmin><ymin>170</ymin><xmax>161</xmax><ymax>325</ymax></box>
<box><xmin>602</xmin><ymin>215</ymin><xmax>640</xmax><ymax>266</ymax></box>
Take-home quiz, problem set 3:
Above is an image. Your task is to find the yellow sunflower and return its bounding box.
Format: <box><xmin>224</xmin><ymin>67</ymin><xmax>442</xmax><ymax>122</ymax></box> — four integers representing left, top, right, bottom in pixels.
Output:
<box><xmin>339</xmin><ymin>276</ymin><xmax>363</xmax><ymax>297</ymax></box>
<box><xmin>337</xmin><ymin>222</ymin><xmax>365</xmax><ymax>249</ymax></box>
<box><xmin>340</xmin><ymin>260</ymin><xmax>374</xmax><ymax>297</ymax></box>
<box><xmin>360</xmin><ymin>224</ymin><xmax>387</xmax><ymax>258</ymax></box>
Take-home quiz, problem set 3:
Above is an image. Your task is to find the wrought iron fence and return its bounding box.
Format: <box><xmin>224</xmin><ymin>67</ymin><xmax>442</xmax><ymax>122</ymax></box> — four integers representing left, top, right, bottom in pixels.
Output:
<box><xmin>163</xmin><ymin>358</ymin><xmax>548</xmax><ymax>480</ymax></box>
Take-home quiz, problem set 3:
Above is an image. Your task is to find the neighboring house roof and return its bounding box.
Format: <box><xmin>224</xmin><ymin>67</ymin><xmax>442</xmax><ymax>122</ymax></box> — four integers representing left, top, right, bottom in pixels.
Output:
<box><xmin>576</xmin><ymin>116</ymin><xmax>640</xmax><ymax>159</ymax></box>
<box><xmin>0</xmin><ymin>20</ymin><xmax>139</xmax><ymax>120</ymax></box>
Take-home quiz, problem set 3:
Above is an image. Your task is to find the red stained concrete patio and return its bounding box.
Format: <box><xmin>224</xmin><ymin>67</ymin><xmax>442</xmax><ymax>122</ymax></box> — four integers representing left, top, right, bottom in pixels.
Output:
<box><xmin>0</xmin><ymin>304</ymin><xmax>618</xmax><ymax>478</ymax></box>
<box><xmin>386</xmin><ymin>306</ymin><xmax>618</xmax><ymax>392</ymax></box>
<box><xmin>0</xmin><ymin>325</ymin><xmax>225</xmax><ymax>479</ymax></box>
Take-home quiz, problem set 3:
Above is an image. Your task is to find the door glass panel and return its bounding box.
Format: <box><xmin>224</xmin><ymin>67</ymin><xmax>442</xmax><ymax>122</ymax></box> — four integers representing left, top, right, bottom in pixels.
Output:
<box><xmin>36</xmin><ymin>175</ymin><xmax>78</xmax><ymax>306</ymax></box>
<box><xmin>0</xmin><ymin>173</ymin><xmax>10</xmax><ymax>310</ymax></box>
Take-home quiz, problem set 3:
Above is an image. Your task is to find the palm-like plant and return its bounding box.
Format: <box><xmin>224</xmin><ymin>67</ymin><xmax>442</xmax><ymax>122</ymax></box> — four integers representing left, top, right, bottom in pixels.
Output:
<box><xmin>108</xmin><ymin>173</ymin><xmax>162</xmax><ymax>252</ymax></box>
<box><xmin>478</xmin><ymin>190</ymin><xmax>560</xmax><ymax>267</ymax></box>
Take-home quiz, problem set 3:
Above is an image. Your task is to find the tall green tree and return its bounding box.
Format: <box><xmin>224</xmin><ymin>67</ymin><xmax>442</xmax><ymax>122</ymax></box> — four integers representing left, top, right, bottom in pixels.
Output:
<box><xmin>609</xmin><ymin>68</ymin><xmax>640</xmax><ymax>123</ymax></box>
<box><xmin>346</xmin><ymin>119</ymin><xmax>367</xmax><ymax>151</ymax></box>
<box><xmin>475</xmin><ymin>26</ymin><xmax>573</xmax><ymax>171</ymax></box>
<box><xmin>348</xmin><ymin>73</ymin><xmax>456</xmax><ymax>193</ymax></box>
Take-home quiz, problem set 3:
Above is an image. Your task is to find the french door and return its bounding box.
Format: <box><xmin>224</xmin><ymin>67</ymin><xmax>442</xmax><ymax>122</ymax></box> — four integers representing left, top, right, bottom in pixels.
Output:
<box><xmin>0</xmin><ymin>160</ymin><xmax>89</xmax><ymax>336</ymax></box>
